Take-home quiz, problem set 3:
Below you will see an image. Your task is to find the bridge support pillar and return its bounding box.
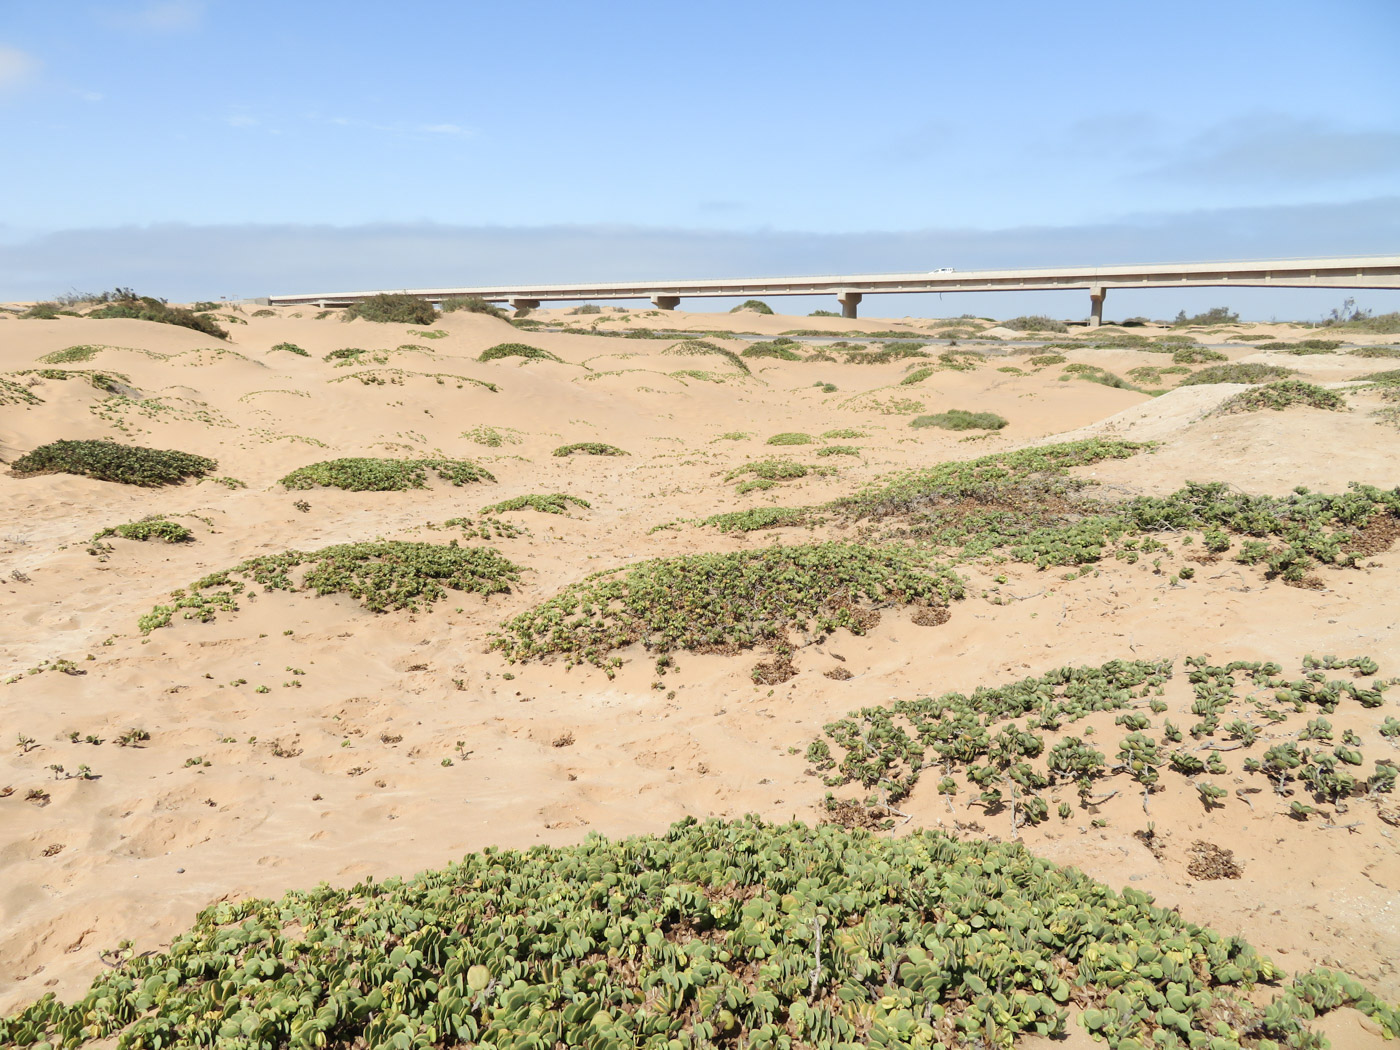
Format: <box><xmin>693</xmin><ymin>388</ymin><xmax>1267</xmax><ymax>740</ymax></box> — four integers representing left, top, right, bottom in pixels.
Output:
<box><xmin>837</xmin><ymin>291</ymin><xmax>863</xmax><ymax>319</ymax></box>
<box><xmin>651</xmin><ymin>295</ymin><xmax>680</xmax><ymax>310</ymax></box>
<box><xmin>1089</xmin><ymin>286</ymin><xmax>1106</xmax><ymax>328</ymax></box>
<box><xmin>509</xmin><ymin>298</ymin><xmax>540</xmax><ymax>317</ymax></box>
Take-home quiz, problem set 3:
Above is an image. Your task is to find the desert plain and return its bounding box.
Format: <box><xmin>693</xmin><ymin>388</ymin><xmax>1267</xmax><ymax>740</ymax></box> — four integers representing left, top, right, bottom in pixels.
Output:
<box><xmin>0</xmin><ymin>298</ymin><xmax>1397</xmax><ymax>1046</ymax></box>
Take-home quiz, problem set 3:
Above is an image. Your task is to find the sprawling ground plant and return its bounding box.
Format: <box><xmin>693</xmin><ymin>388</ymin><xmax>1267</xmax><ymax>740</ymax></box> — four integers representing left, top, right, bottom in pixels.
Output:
<box><xmin>663</xmin><ymin>339</ymin><xmax>750</xmax><ymax>374</ymax></box>
<box><xmin>278</xmin><ymin>458</ymin><xmax>494</xmax><ymax>491</ymax></box>
<box><xmin>492</xmin><ymin>543</ymin><xmax>962</xmax><ymax>672</ymax></box>
<box><xmin>700</xmin><ymin>506</ymin><xmax>814</xmax><ymax>533</ymax></box>
<box><xmin>4</xmin><ymin>816</ymin><xmax>1392</xmax><ymax>1050</ymax></box>
<box><xmin>140</xmin><ymin>541</ymin><xmax>520</xmax><ymax>631</ymax></box>
<box><xmin>86</xmin><ymin>293</ymin><xmax>229</xmax><ymax>338</ymax></box>
<box><xmin>1180</xmin><ymin>363</ymin><xmax>1296</xmax><ymax>386</ymax></box>
<box><xmin>1214</xmin><ymin>380</ymin><xmax>1347</xmax><ymax>414</ymax></box>
<box><xmin>910</xmin><ymin>409</ymin><xmax>1008</xmax><ymax>431</ymax></box>
<box><xmin>10</xmin><ymin>439</ymin><xmax>215</xmax><ymax>486</ymax></box>
<box><xmin>479</xmin><ymin>342</ymin><xmax>562</xmax><ymax>363</ymax></box>
<box><xmin>92</xmin><ymin>516</ymin><xmax>194</xmax><ymax>543</ymax></box>
<box><xmin>552</xmin><ymin>442</ymin><xmax>628</xmax><ymax>457</ymax></box>
<box><xmin>741</xmin><ymin>338</ymin><xmax>803</xmax><ymax>361</ymax></box>
<box><xmin>481</xmin><ymin>493</ymin><xmax>590</xmax><ymax>515</ymax></box>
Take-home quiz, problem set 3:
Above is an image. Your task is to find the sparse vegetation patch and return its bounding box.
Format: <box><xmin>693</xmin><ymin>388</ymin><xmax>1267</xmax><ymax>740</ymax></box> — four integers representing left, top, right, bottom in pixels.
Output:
<box><xmin>279</xmin><ymin>458</ymin><xmax>494</xmax><ymax>491</ymax></box>
<box><xmin>343</xmin><ymin>293</ymin><xmax>436</xmax><ymax>325</ymax></box>
<box><xmin>552</xmin><ymin>442</ymin><xmax>628</xmax><ymax>457</ymax></box>
<box><xmin>10</xmin><ymin>440</ymin><xmax>215</xmax><ymax>486</ymax></box>
<box><xmin>911</xmin><ymin>410</ymin><xmax>1008</xmax><ymax>431</ymax></box>
<box><xmin>481</xmin><ymin>493</ymin><xmax>590</xmax><ymax>515</ymax></box>
<box><xmin>1180</xmin><ymin>363</ymin><xmax>1297</xmax><ymax>386</ymax></box>
<box><xmin>1215</xmin><ymin>380</ymin><xmax>1348</xmax><ymax>414</ymax></box>
<box><xmin>479</xmin><ymin>342</ymin><xmax>562</xmax><ymax>363</ymax></box>
<box><xmin>93</xmin><ymin>516</ymin><xmax>194</xmax><ymax>544</ymax></box>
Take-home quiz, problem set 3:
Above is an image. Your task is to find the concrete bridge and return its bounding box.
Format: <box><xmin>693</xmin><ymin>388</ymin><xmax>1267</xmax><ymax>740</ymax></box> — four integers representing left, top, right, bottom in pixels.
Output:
<box><xmin>264</xmin><ymin>254</ymin><xmax>1400</xmax><ymax>325</ymax></box>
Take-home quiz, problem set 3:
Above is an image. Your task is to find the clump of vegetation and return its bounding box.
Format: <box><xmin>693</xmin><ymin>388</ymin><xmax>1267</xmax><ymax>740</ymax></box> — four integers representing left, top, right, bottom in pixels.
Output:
<box><xmin>441</xmin><ymin>295</ymin><xmax>506</xmax><ymax>318</ymax></box>
<box><xmin>730</xmin><ymin>299</ymin><xmax>774</xmax><ymax>314</ymax></box>
<box><xmin>323</xmin><ymin>347</ymin><xmax>366</xmax><ymax>362</ymax></box>
<box><xmin>478</xmin><ymin>342</ymin><xmax>562</xmax><ymax>363</ymax></box>
<box><xmin>1001</xmin><ymin>315</ymin><xmax>1068</xmax><ymax>333</ymax></box>
<box><xmin>725</xmin><ymin>457</ymin><xmax>826</xmax><ymax>493</ymax></box>
<box><xmin>822</xmin><ymin>428</ymin><xmax>864</xmax><ymax>439</ymax></box>
<box><xmin>717</xmin><ymin>431</ymin><xmax>751</xmax><ymax>441</ymax></box>
<box><xmin>911</xmin><ymin>410</ymin><xmax>1008</xmax><ymax>431</ymax></box>
<box><xmin>1215</xmin><ymin>380</ymin><xmax>1348</xmax><ymax>415</ymax></box>
<box><xmin>140</xmin><ymin>541</ymin><xmax>520</xmax><ymax>631</ymax></box>
<box><xmin>481</xmin><ymin>493</ymin><xmax>590</xmax><ymax>515</ymax></box>
<box><xmin>552</xmin><ymin>442</ymin><xmax>628</xmax><ymax>457</ymax></box>
<box><xmin>10</xmin><ymin>440</ymin><xmax>215</xmax><ymax>486</ymax></box>
<box><xmin>93</xmin><ymin>516</ymin><xmax>194</xmax><ymax>544</ymax></box>
<box><xmin>663</xmin><ymin>339</ymin><xmax>750</xmax><ymax>374</ymax></box>
<box><xmin>1271</xmin><ymin>338</ymin><xmax>1343</xmax><ymax>354</ymax></box>
<box><xmin>83</xmin><ymin>291</ymin><xmax>230</xmax><ymax>339</ymax></box>
<box><xmin>1174</xmin><ymin>306</ymin><xmax>1239</xmax><ymax>326</ymax></box>
<box><xmin>1349</xmin><ymin>345</ymin><xmax>1400</xmax><ymax>358</ymax></box>
<box><xmin>270</xmin><ymin>342</ymin><xmax>309</xmax><ymax>357</ymax></box>
<box><xmin>1317</xmin><ymin>300</ymin><xmax>1400</xmax><ymax>334</ymax></box>
<box><xmin>1028</xmin><ymin>353</ymin><xmax>1066</xmax><ymax>366</ymax></box>
<box><xmin>38</xmin><ymin>345</ymin><xmax>114</xmax><ymax>364</ymax></box>
<box><xmin>569</xmin><ymin>303</ymin><xmax>602</xmax><ymax>314</ymax></box>
<box><xmin>847</xmin><ymin>342</ymin><xmax>930</xmax><ymax>364</ymax></box>
<box><xmin>900</xmin><ymin>366</ymin><xmax>934</xmax><ymax>385</ymax></box>
<box><xmin>461</xmin><ymin>424</ymin><xmax>522</xmax><ymax>447</ymax></box>
<box><xmin>816</xmin><ymin>445</ymin><xmax>861</xmax><ymax>457</ymax></box>
<box><xmin>20</xmin><ymin>302</ymin><xmax>68</xmax><ymax>319</ymax></box>
<box><xmin>741</xmin><ymin>338</ymin><xmax>803</xmax><ymax>361</ymax></box>
<box><xmin>700</xmin><ymin>506</ymin><xmax>813</xmax><ymax>533</ymax></box>
<box><xmin>343</xmin><ymin>293</ymin><xmax>436</xmax><ymax>325</ymax></box>
<box><xmin>10</xmin><ymin>816</ymin><xmax>1392</xmax><ymax>1050</ymax></box>
<box><xmin>278</xmin><ymin>458</ymin><xmax>494</xmax><ymax>491</ymax></box>
<box><xmin>1180</xmin><ymin>363</ymin><xmax>1297</xmax><ymax>386</ymax></box>
<box><xmin>766</xmin><ymin>432</ymin><xmax>813</xmax><ymax>446</ymax></box>
<box><xmin>492</xmin><ymin>543</ymin><xmax>961</xmax><ymax>671</ymax></box>
<box><xmin>1172</xmin><ymin>346</ymin><xmax>1227</xmax><ymax>364</ymax></box>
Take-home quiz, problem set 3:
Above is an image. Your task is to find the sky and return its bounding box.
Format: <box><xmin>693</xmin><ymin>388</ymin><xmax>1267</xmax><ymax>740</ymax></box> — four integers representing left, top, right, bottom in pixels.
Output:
<box><xmin>2</xmin><ymin>0</ymin><xmax>1399</xmax><ymax>319</ymax></box>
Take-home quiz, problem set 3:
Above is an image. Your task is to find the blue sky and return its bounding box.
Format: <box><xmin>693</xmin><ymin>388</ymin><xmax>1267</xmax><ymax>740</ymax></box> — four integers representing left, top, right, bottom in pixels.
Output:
<box><xmin>3</xmin><ymin>0</ymin><xmax>1399</xmax><ymax>318</ymax></box>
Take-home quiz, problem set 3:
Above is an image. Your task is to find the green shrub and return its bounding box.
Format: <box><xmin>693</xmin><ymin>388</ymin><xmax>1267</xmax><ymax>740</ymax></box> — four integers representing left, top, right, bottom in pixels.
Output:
<box><xmin>1028</xmin><ymin>354</ymin><xmax>1066</xmax><ymax>366</ymax></box>
<box><xmin>822</xmin><ymin>428</ymin><xmax>864</xmax><ymax>439</ymax></box>
<box><xmin>93</xmin><ymin>517</ymin><xmax>194</xmax><ymax>544</ymax></box>
<box><xmin>766</xmin><ymin>432</ymin><xmax>813</xmax><ymax>446</ymax></box>
<box><xmin>552</xmin><ymin>442</ymin><xmax>628</xmax><ymax>457</ymax></box>
<box><xmin>1359</xmin><ymin>368</ymin><xmax>1400</xmax><ymax>385</ymax></box>
<box><xmin>848</xmin><ymin>342</ymin><xmax>930</xmax><ymax>364</ymax></box>
<box><xmin>140</xmin><ymin>541</ymin><xmax>520</xmax><ymax>631</ymax></box>
<box><xmin>816</xmin><ymin>445</ymin><xmax>861</xmax><ymax>456</ymax></box>
<box><xmin>461</xmin><ymin>424</ymin><xmax>521</xmax><ymax>447</ymax></box>
<box><xmin>1215</xmin><ymin>380</ymin><xmax>1348</xmax><ymax>414</ymax></box>
<box><xmin>20</xmin><ymin>302</ymin><xmax>62</xmax><ymax>319</ymax></box>
<box><xmin>1349</xmin><ymin>345</ymin><xmax>1400</xmax><ymax>358</ymax></box>
<box><xmin>901</xmin><ymin>367</ymin><xmax>934</xmax><ymax>385</ymax></box>
<box><xmin>479</xmin><ymin>342</ymin><xmax>562</xmax><ymax>363</ymax></box>
<box><xmin>492</xmin><ymin>543</ymin><xmax>962</xmax><ymax>670</ymax></box>
<box><xmin>1271</xmin><ymin>339</ymin><xmax>1343</xmax><ymax>354</ymax></box>
<box><xmin>323</xmin><ymin>347</ymin><xmax>366</xmax><ymax>361</ymax></box>
<box><xmin>279</xmin><ymin>458</ymin><xmax>493</xmax><ymax>491</ymax></box>
<box><xmin>1174</xmin><ymin>306</ymin><xmax>1239</xmax><ymax>326</ymax></box>
<box><xmin>251</xmin><ymin>308</ymin><xmax>276</xmax><ymax>318</ymax></box>
<box><xmin>741</xmin><ymin>338</ymin><xmax>803</xmax><ymax>361</ymax></box>
<box><xmin>911</xmin><ymin>409</ymin><xmax>1008</xmax><ymax>431</ymax></box>
<box><xmin>87</xmin><ymin>294</ymin><xmax>229</xmax><ymax>339</ymax></box>
<box><xmin>344</xmin><ymin>293</ymin><xmax>436</xmax><ymax>325</ymax></box>
<box><xmin>10</xmin><ymin>815</ymin><xmax>1386</xmax><ymax>1050</ymax></box>
<box><xmin>1171</xmin><ymin>347</ymin><xmax>1227</xmax><ymax>364</ymax></box>
<box><xmin>664</xmin><ymin>339</ymin><xmax>750</xmax><ymax>374</ymax></box>
<box><xmin>808</xmin><ymin>308</ymin><xmax>840</xmax><ymax>316</ymax></box>
<box><xmin>441</xmin><ymin>295</ymin><xmax>506</xmax><ymax>318</ymax></box>
<box><xmin>11</xmin><ymin>439</ymin><xmax>215</xmax><ymax>486</ymax></box>
<box><xmin>270</xmin><ymin>342</ymin><xmax>309</xmax><ymax>357</ymax></box>
<box><xmin>700</xmin><ymin>506</ymin><xmax>811</xmax><ymax>532</ymax></box>
<box><xmin>1002</xmin><ymin>315</ymin><xmax>1068</xmax><ymax>333</ymax></box>
<box><xmin>1319</xmin><ymin>310</ymin><xmax>1400</xmax><ymax>334</ymax></box>
<box><xmin>481</xmin><ymin>493</ymin><xmax>590</xmax><ymax>515</ymax></box>
<box><xmin>569</xmin><ymin>303</ymin><xmax>602</xmax><ymax>314</ymax></box>
<box><xmin>1180</xmin><ymin>363</ymin><xmax>1297</xmax><ymax>386</ymax></box>
<box><xmin>726</xmin><ymin>458</ymin><xmax>815</xmax><ymax>484</ymax></box>
<box><xmin>730</xmin><ymin>299</ymin><xmax>774</xmax><ymax>314</ymax></box>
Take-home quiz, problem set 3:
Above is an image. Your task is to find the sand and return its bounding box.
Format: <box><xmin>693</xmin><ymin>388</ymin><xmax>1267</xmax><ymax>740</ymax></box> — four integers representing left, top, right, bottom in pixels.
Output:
<box><xmin>0</xmin><ymin>304</ymin><xmax>1396</xmax><ymax>1036</ymax></box>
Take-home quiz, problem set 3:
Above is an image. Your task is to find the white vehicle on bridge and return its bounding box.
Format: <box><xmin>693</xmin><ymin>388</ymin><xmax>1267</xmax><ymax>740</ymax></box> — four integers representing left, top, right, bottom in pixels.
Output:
<box><xmin>928</xmin><ymin>267</ymin><xmax>955</xmax><ymax>274</ymax></box>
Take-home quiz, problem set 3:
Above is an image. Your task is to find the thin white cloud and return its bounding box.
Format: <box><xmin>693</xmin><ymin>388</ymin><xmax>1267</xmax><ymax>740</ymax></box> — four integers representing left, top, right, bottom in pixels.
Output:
<box><xmin>101</xmin><ymin>1</ymin><xmax>206</xmax><ymax>32</ymax></box>
<box><xmin>1140</xmin><ymin>113</ymin><xmax>1400</xmax><ymax>187</ymax></box>
<box><xmin>0</xmin><ymin>45</ymin><xmax>41</xmax><ymax>92</ymax></box>
<box><xmin>420</xmin><ymin>123</ymin><xmax>469</xmax><ymax>136</ymax></box>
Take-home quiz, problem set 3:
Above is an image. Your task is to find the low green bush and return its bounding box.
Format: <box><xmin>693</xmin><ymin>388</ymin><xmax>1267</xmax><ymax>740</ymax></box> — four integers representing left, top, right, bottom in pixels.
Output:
<box><xmin>700</xmin><ymin>506</ymin><xmax>812</xmax><ymax>532</ymax></box>
<box><xmin>847</xmin><ymin>342</ymin><xmax>929</xmax><ymax>364</ymax></box>
<box><xmin>766</xmin><ymin>432</ymin><xmax>813</xmax><ymax>446</ymax></box>
<box><xmin>1180</xmin><ymin>363</ymin><xmax>1297</xmax><ymax>386</ymax></box>
<box><xmin>87</xmin><ymin>293</ymin><xmax>229</xmax><ymax>339</ymax></box>
<box><xmin>479</xmin><ymin>342</ymin><xmax>562</xmax><ymax>363</ymax></box>
<box><xmin>552</xmin><ymin>442</ymin><xmax>628</xmax><ymax>457</ymax></box>
<box><xmin>1272</xmin><ymin>338</ymin><xmax>1343</xmax><ymax>354</ymax></box>
<box><xmin>816</xmin><ymin>445</ymin><xmax>861</xmax><ymax>457</ymax></box>
<box><xmin>822</xmin><ymin>428</ymin><xmax>864</xmax><ymax>439</ymax></box>
<box><xmin>11</xmin><ymin>439</ymin><xmax>215</xmax><ymax>486</ymax></box>
<box><xmin>323</xmin><ymin>347</ymin><xmax>365</xmax><ymax>361</ymax></box>
<box><xmin>726</xmin><ymin>458</ymin><xmax>817</xmax><ymax>484</ymax></box>
<box><xmin>1173</xmin><ymin>306</ymin><xmax>1239</xmax><ymax>326</ymax></box>
<box><xmin>730</xmin><ymin>299</ymin><xmax>774</xmax><ymax>314</ymax></box>
<box><xmin>492</xmin><ymin>543</ymin><xmax>962</xmax><ymax>670</ymax></box>
<box><xmin>741</xmin><ymin>338</ymin><xmax>803</xmax><ymax>361</ymax></box>
<box><xmin>911</xmin><ymin>410</ymin><xmax>1008</xmax><ymax>431</ymax></box>
<box><xmin>1349</xmin><ymin>345</ymin><xmax>1400</xmax><ymax>358</ymax></box>
<box><xmin>1215</xmin><ymin>380</ymin><xmax>1348</xmax><ymax>414</ymax></box>
<box><xmin>1171</xmin><ymin>347</ymin><xmax>1227</xmax><ymax>364</ymax></box>
<box><xmin>93</xmin><ymin>516</ymin><xmax>194</xmax><ymax>543</ymax></box>
<box><xmin>569</xmin><ymin>303</ymin><xmax>602</xmax><ymax>314</ymax></box>
<box><xmin>1002</xmin><ymin>315</ymin><xmax>1068</xmax><ymax>333</ymax></box>
<box><xmin>140</xmin><ymin>541</ymin><xmax>520</xmax><ymax>631</ymax></box>
<box><xmin>1359</xmin><ymin>368</ymin><xmax>1400</xmax><ymax>385</ymax></box>
<box><xmin>270</xmin><ymin>342</ymin><xmax>309</xmax><ymax>357</ymax></box>
<box><xmin>901</xmin><ymin>367</ymin><xmax>934</xmax><ymax>385</ymax></box>
<box><xmin>481</xmin><ymin>493</ymin><xmax>590</xmax><ymax>515</ymax></box>
<box><xmin>441</xmin><ymin>295</ymin><xmax>506</xmax><ymax>318</ymax></box>
<box><xmin>1028</xmin><ymin>354</ymin><xmax>1066</xmax><ymax>366</ymax></box>
<box><xmin>460</xmin><ymin>424</ymin><xmax>521</xmax><ymax>447</ymax></box>
<box><xmin>344</xmin><ymin>294</ymin><xmax>436</xmax><ymax>325</ymax></box>
<box><xmin>279</xmin><ymin>458</ymin><xmax>494</xmax><ymax>491</ymax></box>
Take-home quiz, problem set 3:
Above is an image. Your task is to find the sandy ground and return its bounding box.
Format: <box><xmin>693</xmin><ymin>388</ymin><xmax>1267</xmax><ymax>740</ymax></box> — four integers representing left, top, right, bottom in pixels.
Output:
<box><xmin>0</xmin><ymin>304</ymin><xmax>1397</xmax><ymax>1038</ymax></box>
